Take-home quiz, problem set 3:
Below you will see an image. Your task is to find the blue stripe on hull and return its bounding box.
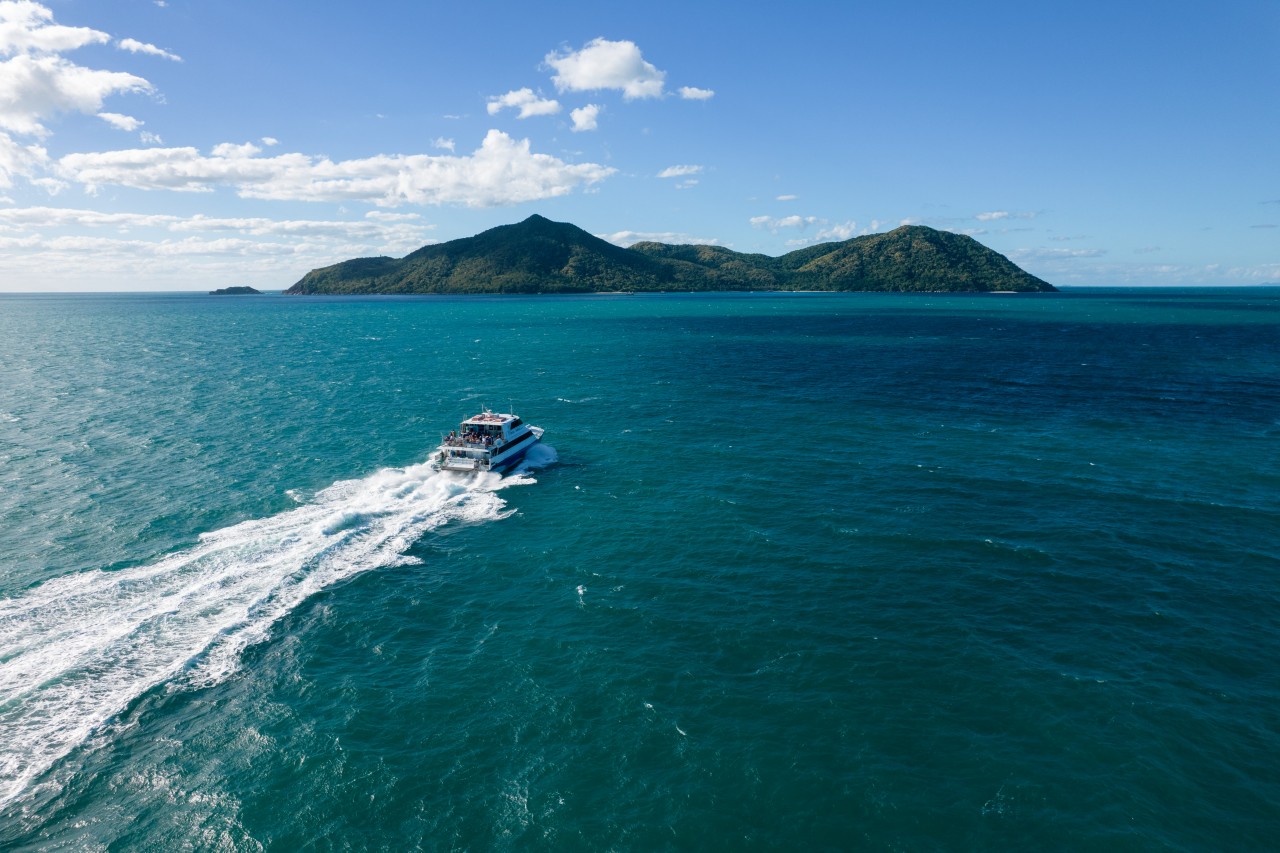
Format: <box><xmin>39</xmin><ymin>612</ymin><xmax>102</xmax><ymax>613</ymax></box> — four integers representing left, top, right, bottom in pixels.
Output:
<box><xmin>490</xmin><ymin>442</ymin><xmax>537</xmax><ymax>473</ymax></box>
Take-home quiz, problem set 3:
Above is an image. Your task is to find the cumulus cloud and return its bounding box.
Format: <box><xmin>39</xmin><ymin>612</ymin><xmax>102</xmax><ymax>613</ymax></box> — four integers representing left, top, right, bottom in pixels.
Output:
<box><xmin>598</xmin><ymin>229</ymin><xmax>722</xmax><ymax>247</ymax></box>
<box><xmin>570</xmin><ymin>103</ymin><xmax>600</xmax><ymax>132</ymax></box>
<box><xmin>97</xmin><ymin>111</ymin><xmax>141</xmax><ymax>131</ymax></box>
<box><xmin>0</xmin><ymin>53</ymin><xmax>152</xmax><ymax>135</ymax></box>
<box><xmin>0</xmin><ymin>2</ymin><xmax>109</xmax><ymax>55</ymax></box>
<box><xmin>486</xmin><ymin>87</ymin><xmax>560</xmax><ymax>119</ymax></box>
<box><xmin>657</xmin><ymin>164</ymin><xmax>701</xmax><ymax>178</ymax></box>
<box><xmin>56</xmin><ymin>129</ymin><xmax>616</xmax><ymax>208</ymax></box>
<box><xmin>678</xmin><ymin>86</ymin><xmax>714</xmax><ymax>100</ymax></box>
<box><xmin>116</xmin><ymin>38</ymin><xmax>181</xmax><ymax>62</ymax></box>
<box><xmin>545</xmin><ymin>38</ymin><xmax>665</xmax><ymax>99</ymax></box>
<box><xmin>0</xmin><ymin>3</ymin><xmax>153</xmax><ymax>135</ymax></box>
<box><xmin>431</xmin><ymin>136</ymin><xmax>455</xmax><ymax>151</ymax></box>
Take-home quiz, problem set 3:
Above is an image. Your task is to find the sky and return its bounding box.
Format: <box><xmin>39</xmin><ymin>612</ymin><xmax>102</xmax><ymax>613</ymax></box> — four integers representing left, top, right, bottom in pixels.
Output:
<box><xmin>0</xmin><ymin>0</ymin><xmax>1276</xmax><ymax>291</ymax></box>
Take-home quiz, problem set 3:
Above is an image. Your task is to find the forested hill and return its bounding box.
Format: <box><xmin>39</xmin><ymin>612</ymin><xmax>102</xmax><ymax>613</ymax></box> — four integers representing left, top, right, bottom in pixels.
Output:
<box><xmin>285</xmin><ymin>215</ymin><xmax>1056</xmax><ymax>294</ymax></box>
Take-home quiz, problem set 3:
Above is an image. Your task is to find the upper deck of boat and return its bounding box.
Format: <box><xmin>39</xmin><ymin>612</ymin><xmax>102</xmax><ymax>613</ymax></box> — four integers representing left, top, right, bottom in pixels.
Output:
<box><xmin>462</xmin><ymin>412</ymin><xmax>520</xmax><ymax>427</ymax></box>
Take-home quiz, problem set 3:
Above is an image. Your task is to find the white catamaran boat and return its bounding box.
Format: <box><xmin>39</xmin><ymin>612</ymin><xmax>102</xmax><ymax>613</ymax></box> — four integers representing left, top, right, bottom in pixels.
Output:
<box><xmin>435</xmin><ymin>410</ymin><xmax>544</xmax><ymax>474</ymax></box>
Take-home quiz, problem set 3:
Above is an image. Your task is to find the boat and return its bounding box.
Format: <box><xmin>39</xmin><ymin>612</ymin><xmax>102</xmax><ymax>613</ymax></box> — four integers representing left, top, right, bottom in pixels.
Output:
<box><xmin>434</xmin><ymin>410</ymin><xmax>544</xmax><ymax>474</ymax></box>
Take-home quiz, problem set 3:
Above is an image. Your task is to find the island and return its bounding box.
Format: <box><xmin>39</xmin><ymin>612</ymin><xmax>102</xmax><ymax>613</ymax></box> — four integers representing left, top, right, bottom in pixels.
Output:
<box><xmin>285</xmin><ymin>215</ymin><xmax>1055</xmax><ymax>295</ymax></box>
<box><xmin>209</xmin><ymin>286</ymin><xmax>262</xmax><ymax>295</ymax></box>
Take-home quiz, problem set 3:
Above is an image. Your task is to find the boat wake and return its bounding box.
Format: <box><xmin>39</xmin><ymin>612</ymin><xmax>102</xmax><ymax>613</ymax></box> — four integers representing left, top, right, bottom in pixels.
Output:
<box><xmin>0</xmin><ymin>451</ymin><xmax>552</xmax><ymax>808</ymax></box>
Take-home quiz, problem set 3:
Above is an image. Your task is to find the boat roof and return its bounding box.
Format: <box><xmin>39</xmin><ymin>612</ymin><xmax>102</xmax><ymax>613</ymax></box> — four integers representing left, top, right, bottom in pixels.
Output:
<box><xmin>462</xmin><ymin>411</ymin><xmax>516</xmax><ymax>425</ymax></box>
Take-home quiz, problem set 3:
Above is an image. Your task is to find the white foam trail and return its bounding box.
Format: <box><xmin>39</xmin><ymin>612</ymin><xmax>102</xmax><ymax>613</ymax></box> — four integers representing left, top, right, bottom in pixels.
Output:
<box><xmin>0</xmin><ymin>459</ymin><xmax>527</xmax><ymax>808</ymax></box>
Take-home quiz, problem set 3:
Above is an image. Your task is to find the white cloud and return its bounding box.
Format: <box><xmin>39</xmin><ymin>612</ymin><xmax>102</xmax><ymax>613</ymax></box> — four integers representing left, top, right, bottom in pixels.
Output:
<box><xmin>657</xmin><ymin>164</ymin><xmax>701</xmax><ymax>178</ymax></box>
<box><xmin>0</xmin><ymin>204</ymin><xmax>442</xmax><ymax>290</ymax></box>
<box><xmin>1008</xmin><ymin>247</ymin><xmax>1106</xmax><ymax>261</ymax></box>
<box><xmin>545</xmin><ymin>38</ymin><xmax>665</xmax><ymax>100</ymax></box>
<box><xmin>486</xmin><ymin>87</ymin><xmax>560</xmax><ymax>119</ymax></box>
<box><xmin>56</xmin><ymin>129</ymin><xmax>616</xmax><ymax>208</ymax></box>
<box><xmin>139</xmin><ymin>130</ymin><xmax>161</xmax><ymax>144</ymax></box>
<box><xmin>776</xmin><ymin>194</ymin><xmax>797</xmax><ymax>201</ymax></box>
<box><xmin>598</xmin><ymin>230</ymin><xmax>721</xmax><ymax>247</ymax></box>
<box><xmin>0</xmin><ymin>4</ymin><xmax>157</xmax><ymax>145</ymax></box>
<box><xmin>363</xmin><ymin>210</ymin><xmax>423</xmax><ymax>222</ymax></box>
<box><xmin>431</xmin><ymin>136</ymin><xmax>455</xmax><ymax>151</ymax></box>
<box><xmin>261</xmin><ymin>136</ymin><xmax>278</xmax><ymax>146</ymax></box>
<box><xmin>570</xmin><ymin>103</ymin><xmax>600</xmax><ymax>132</ymax></box>
<box><xmin>0</xmin><ymin>205</ymin><xmax>433</xmax><ymax>241</ymax></box>
<box><xmin>678</xmin><ymin>86</ymin><xmax>714</xmax><ymax>100</ymax></box>
<box><xmin>814</xmin><ymin>221</ymin><xmax>860</xmax><ymax>241</ymax></box>
<box><xmin>0</xmin><ymin>53</ymin><xmax>152</xmax><ymax>135</ymax></box>
<box><xmin>0</xmin><ymin>128</ymin><xmax>46</xmax><ymax>186</ymax></box>
<box><xmin>750</xmin><ymin>214</ymin><xmax>821</xmax><ymax>232</ymax></box>
<box><xmin>977</xmin><ymin>210</ymin><xmax>1038</xmax><ymax>222</ymax></box>
<box><xmin>116</xmin><ymin>38</ymin><xmax>181</xmax><ymax>62</ymax></box>
<box><xmin>97</xmin><ymin>111</ymin><xmax>140</xmax><ymax>131</ymax></box>
<box><xmin>0</xmin><ymin>2</ymin><xmax>109</xmax><ymax>55</ymax></box>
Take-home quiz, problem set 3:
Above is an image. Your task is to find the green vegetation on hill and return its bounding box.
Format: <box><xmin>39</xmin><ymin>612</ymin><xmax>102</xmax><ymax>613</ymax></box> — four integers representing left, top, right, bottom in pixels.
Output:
<box><xmin>285</xmin><ymin>215</ymin><xmax>1055</xmax><ymax>294</ymax></box>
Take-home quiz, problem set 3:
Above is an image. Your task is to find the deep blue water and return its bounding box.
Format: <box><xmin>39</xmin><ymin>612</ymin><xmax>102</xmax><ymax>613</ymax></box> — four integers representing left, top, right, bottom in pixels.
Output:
<box><xmin>1</xmin><ymin>289</ymin><xmax>1277</xmax><ymax>850</ymax></box>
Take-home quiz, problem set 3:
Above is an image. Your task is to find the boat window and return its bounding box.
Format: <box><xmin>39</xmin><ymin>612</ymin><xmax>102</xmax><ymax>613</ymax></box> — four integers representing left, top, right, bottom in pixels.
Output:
<box><xmin>509</xmin><ymin>418</ymin><xmax>523</xmax><ymax>428</ymax></box>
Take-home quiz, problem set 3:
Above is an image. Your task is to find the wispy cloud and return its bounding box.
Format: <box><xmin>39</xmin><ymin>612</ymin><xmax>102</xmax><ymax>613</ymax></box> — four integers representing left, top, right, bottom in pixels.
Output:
<box><xmin>976</xmin><ymin>210</ymin><xmax>1038</xmax><ymax>222</ymax></box>
<box><xmin>1008</xmin><ymin>247</ymin><xmax>1106</xmax><ymax>261</ymax></box>
<box><xmin>598</xmin><ymin>230</ymin><xmax>722</xmax><ymax>247</ymax></box>
<box><xmin>657</xmin><ymin>164</ymin><xmax>702</xmax><ymax>179</ymax></box>
<box><xmin>750</xmin><ymin>214</ymin><xmax>821</xmax><ymax>232</ymax></box>
<box><xmin>116</xmin><ymin>38</ymin><xmax>181</xmax><ymax>62</ymax></box>
<box><xmin>97</xmin><ymin>112</ymin><xmax>141</xmax><ymax>132</ymax></box>
<box><xmin>0</xmin><ymin>207</ymin><xmax>440</xmax><ymax>290</ymax></box>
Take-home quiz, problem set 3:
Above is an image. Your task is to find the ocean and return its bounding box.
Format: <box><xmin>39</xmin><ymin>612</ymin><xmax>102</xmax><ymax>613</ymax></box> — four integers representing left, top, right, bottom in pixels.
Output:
<box><xmin>0</xmin><ymin>289</ymin><xmax>1277</xmax><ymax>850</ymax></box>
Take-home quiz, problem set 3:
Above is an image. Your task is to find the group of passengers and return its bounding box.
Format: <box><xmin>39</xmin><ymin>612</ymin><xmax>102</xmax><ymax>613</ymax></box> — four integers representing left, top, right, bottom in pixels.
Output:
<box><xmin>445</xmin><ymin>428</ymin><xmax>496</xmax><ymax>447</ymax></box>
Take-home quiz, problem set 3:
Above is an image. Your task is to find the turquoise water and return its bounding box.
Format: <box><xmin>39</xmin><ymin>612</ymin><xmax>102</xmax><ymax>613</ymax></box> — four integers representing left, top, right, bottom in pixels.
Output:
<box><xmin>1</xmin><ymin>289</ymin><xmax>1277</xmax><ymax>849</ymax></box>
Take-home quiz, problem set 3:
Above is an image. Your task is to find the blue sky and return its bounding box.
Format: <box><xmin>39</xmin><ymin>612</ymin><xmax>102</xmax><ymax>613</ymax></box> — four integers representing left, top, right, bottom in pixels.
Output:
<box><xmin>0</xmin><ymin>0</ymin><xmax>1276</xmax><ymax>290</ymax></box>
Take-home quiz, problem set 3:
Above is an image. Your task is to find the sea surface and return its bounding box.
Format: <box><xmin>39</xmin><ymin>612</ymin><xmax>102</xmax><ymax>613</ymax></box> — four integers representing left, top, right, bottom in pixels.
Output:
<box><xmin>0</xmin><ymin>289</ymin><xmax>1277</xmax><ymax>850</ymax></box>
